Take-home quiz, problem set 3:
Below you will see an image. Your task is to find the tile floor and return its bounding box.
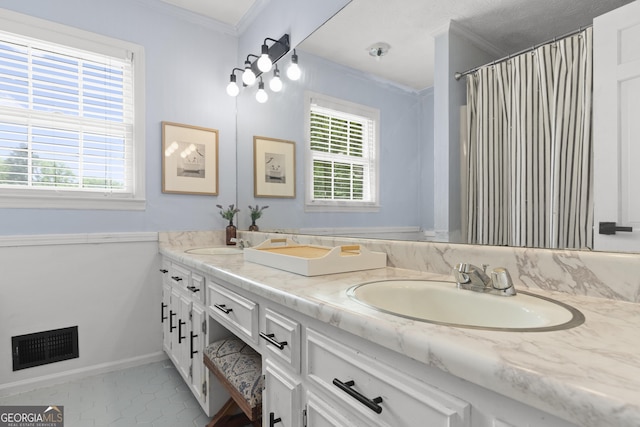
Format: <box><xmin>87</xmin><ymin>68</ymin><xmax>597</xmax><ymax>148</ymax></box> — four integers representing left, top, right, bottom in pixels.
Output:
<box><xmin>0</xmin><ymin>360</ymin><xmax>211</xmax><ymax>426</ymax></box>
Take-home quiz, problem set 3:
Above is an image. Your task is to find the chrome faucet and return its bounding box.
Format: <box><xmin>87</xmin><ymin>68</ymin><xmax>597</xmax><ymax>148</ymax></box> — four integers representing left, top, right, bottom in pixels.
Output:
<box><xmin>230</xmin><ymin>238</ymin><xmax>249</xmax><ymax>249</ymax></box>
<box><xmin>452</xmin><ymin>263</ymin><xmax>516</xmax><ymax>296</ymax></box>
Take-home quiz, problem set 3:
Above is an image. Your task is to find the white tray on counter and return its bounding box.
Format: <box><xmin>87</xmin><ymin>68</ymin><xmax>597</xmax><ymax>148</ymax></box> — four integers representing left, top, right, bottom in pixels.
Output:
<box><xmin>243</xmin><ymin>238</ymin><xmax>387</xmax><ymax>276</ymax></box>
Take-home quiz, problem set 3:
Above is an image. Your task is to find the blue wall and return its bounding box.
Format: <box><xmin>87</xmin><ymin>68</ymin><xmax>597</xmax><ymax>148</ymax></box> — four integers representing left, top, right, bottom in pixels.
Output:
<box><xmin>0</xmin><ymin>0</ymin><xmax>238</xmax><ymax>235</ymax></box>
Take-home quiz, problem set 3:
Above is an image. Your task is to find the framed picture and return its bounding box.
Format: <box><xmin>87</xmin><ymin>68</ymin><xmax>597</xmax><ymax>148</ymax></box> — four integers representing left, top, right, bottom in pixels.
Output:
<box><xmin>162</xmin><ymin>121</ymin><xmax>218</xmax><ymax>195</ymax></box>
<box><xmin>253</xmin><ymin>136</ymin><xmax>296</xmax><ymax>198</ymax></box>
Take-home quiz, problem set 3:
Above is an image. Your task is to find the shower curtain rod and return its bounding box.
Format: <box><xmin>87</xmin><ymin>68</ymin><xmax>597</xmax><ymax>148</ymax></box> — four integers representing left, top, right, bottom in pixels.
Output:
<box><xmin>454</xmin><ymin>24</ymin><xmax>592</xmax><ymax>80</ymax></box>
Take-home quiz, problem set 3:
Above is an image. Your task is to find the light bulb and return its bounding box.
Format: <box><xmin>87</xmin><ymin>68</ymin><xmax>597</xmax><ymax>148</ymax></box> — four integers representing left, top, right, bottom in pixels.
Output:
<box><xmin>242</xmin><ymin>60</ymin><xmax>256</xmax><ymax>86</ymax></box>
<box><xmin>269</xmin><ymin>67</ymin><xmax>282</xmax><ymax>92</ymax></box>
<box><xmin>226</xmin><ymin>74</ymin><xmax>239</xmax><ymax>96</ymax></box>
<box><xmin>256</xmin><ymin>80</ymin><xmax>268</xmax><ymax>103</ymax></box>
<box><xmin>257</xmin><ymin>44</ymin><xmax>272</xmax><ymax>72</ymax></box>
<box><xmin>286</xmin><ymin>51</ymin><xmax>301</xmax><ymax>81</ymax></box>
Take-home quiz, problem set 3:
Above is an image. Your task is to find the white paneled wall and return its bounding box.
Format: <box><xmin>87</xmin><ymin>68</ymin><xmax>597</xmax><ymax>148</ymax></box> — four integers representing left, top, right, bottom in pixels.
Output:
<box><xmin>0</xmin><ymin>233</ymin><xmax>163</xmax><ymax>396</ymax></box>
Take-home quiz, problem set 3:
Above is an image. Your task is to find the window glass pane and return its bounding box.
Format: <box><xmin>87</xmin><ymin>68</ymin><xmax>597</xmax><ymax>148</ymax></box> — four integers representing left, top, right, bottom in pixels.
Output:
<box><xmin>0</xmin><ymin>34</ymin><xmax>133</xmax><ymax>194</ymax></box>
<box><xmin>309</xmin><ymin>99</ymin><xmax>375</xmax><ymax>205</ymax></box>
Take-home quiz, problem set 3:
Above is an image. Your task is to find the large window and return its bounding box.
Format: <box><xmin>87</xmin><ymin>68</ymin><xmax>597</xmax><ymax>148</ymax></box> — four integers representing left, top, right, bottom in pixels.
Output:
<box><xmin>305</xmin><ymin>92</ymin><xmax>379</xmax><ymax>211</ymax></box>
<box><xmin>0</xmin><ymin>10</ymin><xmax>145</xmax><ymax>210</ymax></box>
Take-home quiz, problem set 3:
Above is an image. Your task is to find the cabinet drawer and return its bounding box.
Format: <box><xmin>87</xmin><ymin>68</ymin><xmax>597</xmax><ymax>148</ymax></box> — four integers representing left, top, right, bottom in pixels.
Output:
<box><xmin>188</xmin><ymin>272</ymin><xmax>205</xmax><ymax>304</ymax></box>
<box><xmin>170</xmin><ymin>263</ymin><xmax>191</xmax><ymax>290</ymax></box>
<box><xmin>208</xmin><ymin>282</ymin><xmax>259</xmax><ymax>343</ymax></box>
<box><xmin>261</xmin><ymin>308</ymin><xmax>301</xmax><ymax>372</ymax></box>
<box><xmin>305</xmin><ymin>328</ymin><xmax>470</xmax><ymax>427</ymax></box>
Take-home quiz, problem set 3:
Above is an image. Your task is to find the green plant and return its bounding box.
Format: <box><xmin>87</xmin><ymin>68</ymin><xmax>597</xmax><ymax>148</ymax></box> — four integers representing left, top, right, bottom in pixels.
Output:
<box><xmin>248</xmin><ymin>204</ymin><xmax>269</xmax><ymax>221</ymax></box>
<box><xmin>216</xmin><ymin>204</ymin><xmax>240</xmax><ymax>222</ymax></box>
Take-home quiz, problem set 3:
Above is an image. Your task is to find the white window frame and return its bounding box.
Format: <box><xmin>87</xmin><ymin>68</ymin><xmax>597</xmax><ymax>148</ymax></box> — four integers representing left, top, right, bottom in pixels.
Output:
<box><xmin>0</xmin><ymin>9</ymin><xmax>145</xmax><ymax>210</ymax></box>
<box><xmin>304</xmin><ymin>91</ymin><xmax>380</xmax><ymax>212</ymax></box>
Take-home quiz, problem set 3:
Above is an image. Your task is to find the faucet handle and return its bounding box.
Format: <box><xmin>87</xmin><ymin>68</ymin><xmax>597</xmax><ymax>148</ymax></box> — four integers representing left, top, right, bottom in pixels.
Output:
<box><xmin>491</xmin><ymin>267</ymin><xmax>513</xmax><ymax>290</ymax></box>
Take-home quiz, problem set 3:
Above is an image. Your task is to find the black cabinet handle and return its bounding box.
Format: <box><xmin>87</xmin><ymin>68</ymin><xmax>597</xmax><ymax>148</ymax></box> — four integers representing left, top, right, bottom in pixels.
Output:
<box><xmin>171</xmin><ymin>276</ymin><xmax>183</xmax><ymax>282</ymax></box>
<box><xmin>214</xmin><ymin>304</ymin><xmax>233</xmax><ymax>314</ymax></box>
<box><xmin>159</xmin><ymin>269</ymin><xmax>168</xmax><ymax>274</ymax></box>
<box><xmin>178</xmin><ymin>319</ymin><xmax>186</xmax><ymax>343</ymax></box>
<box><xmin>269</xmin><ymin>412</ymin><xmax>282</xmax><ymax>426</ymax></box>
<box><xmin>169</xmin><ymin>310</ymin><xmax>177</xmax><ymax>332</ymax></box>
<box><xmin>161</xmin><ymin>303</ymin><xmax>167</xmax><ymax>323</ymax></box>
<box><xmin>260</xmin><ymin>332</ymin><xmax>288</xmax><ymax>350</ymax></box>
<box><xmin>332</xmin><ymin>378</ymin><xmax>383</xmax><ymax>414</ymax></box>
<box><xmin>599</xmin><ymin>221</ymin><xmax>633</xmax><ymax>235</ymax></box>
<box><xmin>190</xmin><ymin>331</ymin><xmax>199</xmax><ymax>359</ymax></box>
<box><xmin>187</xmin><ymin>285</ymin><xmax>200</xmax><ymax>293</ymax></box>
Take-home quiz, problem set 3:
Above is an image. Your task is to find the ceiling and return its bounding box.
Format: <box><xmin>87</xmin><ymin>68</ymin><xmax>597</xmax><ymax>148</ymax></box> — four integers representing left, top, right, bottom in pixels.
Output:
<box><xmin>159</xmin><ymin>0</ymin><xmax>634</xmax><ymax>91</ymax></box>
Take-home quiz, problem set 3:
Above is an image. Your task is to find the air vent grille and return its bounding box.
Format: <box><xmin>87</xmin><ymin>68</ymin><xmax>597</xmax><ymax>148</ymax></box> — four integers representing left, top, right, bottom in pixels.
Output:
<box><xmin>12</xmin><ymin>326</ymin><xmax>79</xmax><ymax>371</ymax></box>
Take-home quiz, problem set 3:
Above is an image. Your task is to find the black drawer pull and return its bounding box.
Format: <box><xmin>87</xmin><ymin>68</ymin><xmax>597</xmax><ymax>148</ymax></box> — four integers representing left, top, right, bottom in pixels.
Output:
<box><xmin>161</xmin><ymin>303</ymin><xmax>167</xmax><ymax>323</ymax></box>
<box><xmin>190</xmin><ymin>331</ymin><xmax>199</xmax><ymax>359</ymax></box>
<box><xmin>260</xmin><ymin>332</ymin><xmax>288</xmax><ymax>350</ymax></box>
<box><xmin>333</xmin><ymin>378</ymin><xmax>383</xmax><ymax>414</ymax></box>
<box><xmin>187</xmin><ymin>285</ymin><xmax>200</xmax><ymax>293</ymax></box>
<box><xmin>169</xmin><ymin>310</ymin><xmax>177</xmax><ymax>332</ymax></box>
<box><xmin>171</xmin><ymin>276</ymin><xmax>183</xmax><ymax>282</ymax></box>
<box><xmin>269</xmin><ymin>412</ymin><xmax>282</xmax><ymax>426</ymax></box>
<box><xmin>214</xmin><ymin>304</ymin><xmax>233</xmax><ymax>314</ymax></box>
<box><xmin>178</xmin><ymin>319</ymin><xmax>186</xmax><ymax>343</ymax></box>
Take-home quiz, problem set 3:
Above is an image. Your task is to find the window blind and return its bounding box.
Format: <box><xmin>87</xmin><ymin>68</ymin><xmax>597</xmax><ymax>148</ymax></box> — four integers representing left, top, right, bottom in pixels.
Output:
<box><xmin>309</xmin><ymin>104</ymin><xmax>376</xmax><ymax>203</ymax></box>
<box><xmin>0</xmin><ymin>31</ymin><xmax>134</xmax><ymax>193</ymax></box>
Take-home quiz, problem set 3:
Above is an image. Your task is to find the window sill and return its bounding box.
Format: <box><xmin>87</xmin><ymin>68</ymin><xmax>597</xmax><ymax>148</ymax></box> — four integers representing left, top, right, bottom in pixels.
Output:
<box><xmin>0</xmin><ymin>192</ymin><xmax>146</xmax><ymax>211</ymax></box>
<box><xmin>304</xmin><ymin>202</ymin><xmax>380</xmax><ymax>213</ymax></box>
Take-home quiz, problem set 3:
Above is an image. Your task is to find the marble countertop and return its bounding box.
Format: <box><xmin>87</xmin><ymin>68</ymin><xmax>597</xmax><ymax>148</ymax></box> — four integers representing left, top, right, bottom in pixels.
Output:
<box><xmin>160</xmin><ymin>243</ymin><xmax>640</xmax><ymax>427</ymax></box>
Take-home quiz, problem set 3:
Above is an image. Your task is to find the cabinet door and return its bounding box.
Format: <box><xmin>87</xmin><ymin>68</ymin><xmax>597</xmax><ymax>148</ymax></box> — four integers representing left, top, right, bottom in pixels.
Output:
<box><xmin>593</xmin><ymin>1</ymin><xmax>640</xmax><ymax>251</ymax></box>
<box><xmin>170</xmin><ymin>288</ymin><xmax>191</xmax><ymax>378</ymax></box>
<box><xmin>264</xmin><ymin>360</ymin><xmax>301</xmax><ymax>427</ymax></box>
<box><xmin>190</xmin><ymin>303</ymin><xmax>207</xmax><ymax>405</ymax></box>
<box><xmin>161</xmin><ymin>283</ymin><xmax>172</xmax><ymax>353</ymax></box>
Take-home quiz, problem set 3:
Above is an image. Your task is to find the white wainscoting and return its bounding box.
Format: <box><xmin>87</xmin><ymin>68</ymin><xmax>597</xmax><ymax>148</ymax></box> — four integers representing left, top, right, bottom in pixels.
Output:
<box><xmin>0</xmin><ymin>232</ymin><xmax>164</xmax><ymax>396</ymax></box>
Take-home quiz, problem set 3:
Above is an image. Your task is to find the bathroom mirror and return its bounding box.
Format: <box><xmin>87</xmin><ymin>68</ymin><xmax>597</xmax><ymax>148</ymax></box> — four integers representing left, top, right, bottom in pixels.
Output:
<box><xmin>235</xmin><ymin>0</ymin><xmax>635</xmax><ymax>252</ymax></box>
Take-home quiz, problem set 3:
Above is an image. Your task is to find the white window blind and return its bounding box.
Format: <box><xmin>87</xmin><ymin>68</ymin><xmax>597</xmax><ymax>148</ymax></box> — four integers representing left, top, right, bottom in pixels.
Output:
<box><xmin>306</xmin><ymin>93</ymin><xmax>379</xmax><ymax>211</ymax></box>
<box><xmin>0</xmin><ymin>10</ymin><xmax>144</xmax><ymax>210</ymax></box>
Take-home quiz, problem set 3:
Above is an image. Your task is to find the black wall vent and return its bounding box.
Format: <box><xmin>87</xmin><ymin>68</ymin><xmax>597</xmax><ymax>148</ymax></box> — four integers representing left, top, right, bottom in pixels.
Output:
<box><xmin>12</xmin><ymin>326</ymin><xmax>79</xmax><ymax>371</ymax></box>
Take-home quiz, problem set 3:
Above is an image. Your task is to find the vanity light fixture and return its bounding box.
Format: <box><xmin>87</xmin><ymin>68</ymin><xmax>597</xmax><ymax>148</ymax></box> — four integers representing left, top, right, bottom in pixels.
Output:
<box><xmin>242</xmin><ymin>55</ymin><xmax>258</xmax><ymax>86</ymax></box>
<box><xmin>256</xmin><ymin>78</ymin><xmax>268</xmax><ymax>103</ymax></box>
<box><xmin>286</xmin><ymin>49</ymin><xmax>301</xmax><ymax>81</ymax></box>
<box><xmin>269</xmin><ymin>65</ymin><xmax>283</xmax><ymax>92</ymax></box>
<box><xmin>226</xmin><ymin>68</ymin><xmax>243</xmax><ymax>97</ymax></box>
<box><xmin>227</xmin><ymin>34</ymin><xmax>295</xmax><ymax>102</ymax></box>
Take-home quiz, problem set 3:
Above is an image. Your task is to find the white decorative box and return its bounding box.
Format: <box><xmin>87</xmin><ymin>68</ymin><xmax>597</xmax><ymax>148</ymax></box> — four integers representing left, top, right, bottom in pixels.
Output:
<box><xmin>243</xmin><ymin>238</ymin><xmax>387</xmax><ymax>276</ymax></box>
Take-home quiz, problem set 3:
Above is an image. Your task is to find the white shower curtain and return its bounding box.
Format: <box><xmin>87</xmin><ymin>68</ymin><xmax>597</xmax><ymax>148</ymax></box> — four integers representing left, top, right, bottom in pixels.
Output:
<box><xmin>464</xmin><ymin>28</ymin><xmax>593</xmax><ymax>249</ymax></box>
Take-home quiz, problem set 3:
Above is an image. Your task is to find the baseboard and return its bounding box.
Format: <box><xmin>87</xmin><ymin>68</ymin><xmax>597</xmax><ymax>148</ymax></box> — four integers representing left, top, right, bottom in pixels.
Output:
<box><xmin>0</xmin><ymin>351</ymin><xmax>167</xmax><ymax>398</ymax></box>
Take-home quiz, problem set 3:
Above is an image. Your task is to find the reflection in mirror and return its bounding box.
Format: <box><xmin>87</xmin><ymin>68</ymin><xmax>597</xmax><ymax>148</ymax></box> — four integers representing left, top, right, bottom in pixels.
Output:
<box><xmin>235</xmin><ymin>0</ymin><xmax>634</xmax><ymax>251</ymax></box>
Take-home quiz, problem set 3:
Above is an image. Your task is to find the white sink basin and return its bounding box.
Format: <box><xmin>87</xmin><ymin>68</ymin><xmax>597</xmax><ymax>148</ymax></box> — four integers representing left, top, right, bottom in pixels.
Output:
<box><xmin>185</xmin><ymin>247</ymin><xmax>243</xmax><ymax>255</ymax></box>
<box><xmin>347</xmin><ymin>280</ymin><xmax>584</xmax><ymax>331</ymax></box>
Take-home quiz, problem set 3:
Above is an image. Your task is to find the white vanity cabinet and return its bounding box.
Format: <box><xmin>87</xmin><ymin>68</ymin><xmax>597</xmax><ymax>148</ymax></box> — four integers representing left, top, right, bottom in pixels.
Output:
<box><xmin>160</xmin><ymin>253</ymin><xmax>581</xmax><ymax>427</ymax></box>
<box><xmin>159</xmin><ymin>259</ymin><xmax>214</xmax><ymax>416</ymax></box>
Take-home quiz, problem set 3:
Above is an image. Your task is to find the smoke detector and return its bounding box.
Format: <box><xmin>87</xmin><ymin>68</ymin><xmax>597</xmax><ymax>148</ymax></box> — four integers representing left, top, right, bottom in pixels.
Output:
<box><xmin>368</xmin><ymin>42</ymin><xmax>391</xmax><ymax>59</ymax></box>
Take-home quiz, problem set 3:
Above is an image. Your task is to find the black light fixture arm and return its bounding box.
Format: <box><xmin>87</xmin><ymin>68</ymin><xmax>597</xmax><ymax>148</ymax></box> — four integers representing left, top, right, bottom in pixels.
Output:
<box><xmin>227</xmin><ymin>34</ymin><xmax>293</xmax><ymax>99</ymax></box>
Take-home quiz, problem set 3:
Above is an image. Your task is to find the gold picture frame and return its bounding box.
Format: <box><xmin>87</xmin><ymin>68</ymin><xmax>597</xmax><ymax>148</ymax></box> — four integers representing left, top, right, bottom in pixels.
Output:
<box><xmin>253</xmin><ymin>136</ymin><xmax>296</xmax><ymax>198</ymax></box>
<box><xmin>162</xmin><ymin>121</ymin><xmax>218</xmax><ymax>195</ymax></box>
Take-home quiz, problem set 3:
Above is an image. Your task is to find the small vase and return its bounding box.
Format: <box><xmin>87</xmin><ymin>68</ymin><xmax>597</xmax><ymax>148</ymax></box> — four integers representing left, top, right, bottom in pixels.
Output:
<box><xmin>226</xmin><ymin>221</ymin><xmax>237</xmax><ymax>245</ymax></box>
<box><xmin>249</xmin><ymin>220</ymin><xmax>259</xmax><ymax>232</ymax></box>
